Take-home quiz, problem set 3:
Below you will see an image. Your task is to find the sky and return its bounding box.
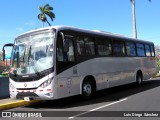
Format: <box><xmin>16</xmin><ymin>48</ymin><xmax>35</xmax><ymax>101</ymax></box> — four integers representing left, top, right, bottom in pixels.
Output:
<box><xmin>0</xmin><ymin>0</ymin><xmax>160</xmax><ymax>54</ymax></box>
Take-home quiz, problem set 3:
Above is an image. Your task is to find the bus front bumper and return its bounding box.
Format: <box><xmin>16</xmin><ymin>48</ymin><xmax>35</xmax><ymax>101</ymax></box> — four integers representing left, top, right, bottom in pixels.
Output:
<box><xmin>10</xmin><ymin>87</ymin><xmax>56</xmax><ymax>100</ymax></box>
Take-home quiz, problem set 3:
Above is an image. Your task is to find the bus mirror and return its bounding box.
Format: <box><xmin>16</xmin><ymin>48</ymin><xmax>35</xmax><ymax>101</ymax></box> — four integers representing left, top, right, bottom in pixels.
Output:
<box><xmin>60</xmin><ymin>32</ymin><xmax>69</xmax><ymax>52</ymax></box>
<box><xmin>2</xmin><ymin>43</ymin><xmax>14</xmax><ymax>61</ymax></box>
<box><xmin>3</xmin><ymin>49</ymin><xmax>5</xmax><ymax>61</ymax></box>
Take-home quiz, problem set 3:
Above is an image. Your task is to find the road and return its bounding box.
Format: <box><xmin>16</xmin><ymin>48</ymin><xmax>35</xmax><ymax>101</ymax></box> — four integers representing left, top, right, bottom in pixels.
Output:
<box><xmin>2</xmin><ymin>78</ymin><xmax>160</xmax><ymax>120</ymax></box>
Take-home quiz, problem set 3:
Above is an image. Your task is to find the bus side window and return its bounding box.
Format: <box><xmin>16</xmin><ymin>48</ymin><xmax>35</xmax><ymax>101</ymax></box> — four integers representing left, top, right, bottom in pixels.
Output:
<box><xmin>126</xmin><ymin>42</ymin><xmax>136</xmax><ymax>56</ymax></box>
<box><xmin>96</xmin><ymin>38</ymin><xmax>112</xmax><ymax>56</ymax></box>
<box><xmin>145</xmin><ymin>44</ymin><xmax>151</xmax><ymax>57</ymax></box>
<box><xmin>76</xmin><ymin>36</ymin><xmax>85</xmax><ymax>55</ymax></box>
<box><xmin>136</xmin><ymin>43</ymin><xmax>145</xmax><ymax>57</ymax></box>
<box><xmin>57</xmin><ymin>37</ymin><xmax>64</xmax><ymax>61</ymax></box>
<box><xmin>113</xmin><ymin>40</ymin><xmax>125</xmax><ymax>56</ymax></box>
<box><xmin>57</xmin><ymin>34</ymin><xmax>75</xmax><ymax>62</ymax></box>
<box><xmin>76</xmin><ymin>36</ymin><xmax>95</xmax><ymax>56</ymax></box>
<box><xmin>150</xmin><ymin>45</ymin><xmax>155</xmax><ymax>57</ymax></box>
<box><xmin>67</xmin><ymin>38</ymin><xmax>75</xmax><ymax>61</ymax></box>
<box><xmin>84</xmin><ymin>37</ymin><xmax>95</xmax><ymax>55</ymax></box>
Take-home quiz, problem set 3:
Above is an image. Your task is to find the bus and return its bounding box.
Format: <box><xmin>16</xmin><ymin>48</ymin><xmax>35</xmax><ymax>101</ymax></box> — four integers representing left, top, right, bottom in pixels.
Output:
<box><xmin>3</xmin><ymin>26</ymin><xmax>157</xmax><ymax>101</ymax></box>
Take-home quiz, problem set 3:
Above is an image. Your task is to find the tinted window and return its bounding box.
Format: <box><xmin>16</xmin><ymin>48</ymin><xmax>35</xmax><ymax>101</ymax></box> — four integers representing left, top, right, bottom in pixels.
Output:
<box><xmin>150</xmin><ymin>45</ymin><xmax>155</xmax><ymax>57</ymax></box>
<box><xmin>113</xmin><ymin>40</ymin><xmax>125</xmax><ymax>56</ymax></box>
<box><xmin>145</xmin><ymin>44</ymin><xmax>151</xmax><ymax>57</ymax></box>
<box><xmin>76</xmin><ymin>36</ymin><xmax>95</xmax><ymax>55</ymax></box>
<box><xmin>96</xmin><ymin>38</ymin><xmax>112</xmax><ymax>56</ymax></box>
<box><xmin>85</xmin><ymin>37</ymin><xmax>95</xmax><ymax>55</ymax></box>
<box><xmin>67</xmin><ymin>37</ymin><xmax>75</xmax><ymax>61</ymax></box>
<box><xmin>126</xmin><ymin>42</ymin><xmax>136</xmax><ymax>56</ymax></box>
<box><xmin>57</xmin><ymin>35</ymin><xmax>75</xmax><ymax>62</ymax></box>
<box><xmin>136</xmin><ymin>43</ymin><xmax>145</xmax><ymax>56</ymax></box>
<box><xmin>57</xmin><ymin>37</ymin><xmax>64</xmax><ymax>61</ymax></box>
<box><xmin>77</xmin><ymin>36</ymin><xmax>85</xmax><ymax>55</ymax></box>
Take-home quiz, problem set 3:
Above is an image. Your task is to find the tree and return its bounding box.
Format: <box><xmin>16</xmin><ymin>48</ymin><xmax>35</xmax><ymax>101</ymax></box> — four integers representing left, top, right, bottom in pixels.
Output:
<box><xmin>155</xmin><ymin>45</ymin><xmax>160</xmax><ymax>60</ymax></box>
<box><xmin>131</xmin><ymin>0</ymin><xmax>151</xmax><ymax>38</ymax></box>
<box><xmin>38</xmin><ymin>4</ymin><xmax>55</xmax><ymax>27</ymax></box>
<box><xmin>0</xmin><ymin>52</ymin><xmax>2</xmax><ymax>61</ymax></box>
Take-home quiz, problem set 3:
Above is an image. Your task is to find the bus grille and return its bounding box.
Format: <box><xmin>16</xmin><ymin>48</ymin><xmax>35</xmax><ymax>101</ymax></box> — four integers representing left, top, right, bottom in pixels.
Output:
<box><xmin>17</xmin><ymin>88</ymin><xmax>38</xmax><ymax>90</ymax></box>
<box><xmin>16</xmin><ymin>92</ymin><xmax>39</xmax><ymax>99</ymax></box>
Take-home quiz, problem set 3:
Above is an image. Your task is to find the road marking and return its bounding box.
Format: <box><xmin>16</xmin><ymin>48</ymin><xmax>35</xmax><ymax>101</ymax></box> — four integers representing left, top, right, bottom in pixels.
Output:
<box><xmin>68</xmin><ymin>98</ymin><xmax>128</xmax><ymax>119</ymax></box>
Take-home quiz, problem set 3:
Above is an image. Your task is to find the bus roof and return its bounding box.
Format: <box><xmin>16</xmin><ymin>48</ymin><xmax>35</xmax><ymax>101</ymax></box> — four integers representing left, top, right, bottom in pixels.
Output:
<box><xmin>16</xmin><ymin>25</ymin><xmax>154</xmax><ymax>45</ymax></box>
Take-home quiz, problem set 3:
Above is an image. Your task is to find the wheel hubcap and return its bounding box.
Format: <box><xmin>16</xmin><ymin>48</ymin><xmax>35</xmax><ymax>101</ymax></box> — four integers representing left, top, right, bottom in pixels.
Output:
<box><xmin>138</xmin><ymin>76</ymin><xmax>142</xmax><ymax>84</ymax></box>
<box><xmin>83</xmin><ymin>83</ymin><xmax>92</xmax><ymax>96</ymax></box>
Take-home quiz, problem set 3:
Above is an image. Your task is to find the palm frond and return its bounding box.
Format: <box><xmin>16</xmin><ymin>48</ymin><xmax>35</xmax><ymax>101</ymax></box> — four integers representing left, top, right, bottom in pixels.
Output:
<box><xmin>44</xmin><ymin>4</ymin><xmax>50</xmax><ymax>9</ymax></box>
<box><xmin>39</xmin><ymin>6</ymin><xmax>44</xmax><ymax>13</ymax></box>
<box><xmin>38</xmin><ymin>14</ymin><xmax>42</xmax><ymax>20</ymax></box>
<box><xmin>46</xmin><ymin>6</ymin><xmax>53</xmax><ymax>11</ymax></box>
<box><xmin>45</xmin><ymin>12</ymin><xmax>55</xmax><ymax>21</ymax></box>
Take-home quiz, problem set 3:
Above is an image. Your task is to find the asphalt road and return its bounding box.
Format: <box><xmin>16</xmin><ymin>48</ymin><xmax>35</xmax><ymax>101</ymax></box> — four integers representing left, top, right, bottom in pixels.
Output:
<box><xmin>2</xmin><ymin>78</ymin><xmax>160</xmax><ymax>120</ymax></box>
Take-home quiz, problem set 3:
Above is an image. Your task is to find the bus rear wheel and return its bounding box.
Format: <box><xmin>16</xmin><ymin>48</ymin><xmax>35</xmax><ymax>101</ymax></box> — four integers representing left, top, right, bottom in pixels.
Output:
<box><xmin>136</xmin><ymin>72</ymin><xmax>143</xmax><ymax>86</ymax></box>
<box><xmin>82</xmin><ymin>80</ymin><xmax>94</xmax><ymax>100</ymax></box>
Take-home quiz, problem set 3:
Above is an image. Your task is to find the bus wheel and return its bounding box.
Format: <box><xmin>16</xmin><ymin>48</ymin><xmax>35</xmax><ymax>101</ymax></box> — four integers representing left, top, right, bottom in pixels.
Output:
<box><xmin>82</xmin><ymin>80</ymin><xmax>94</xmax><ymax>100</ymax></box>
<box><xmin>136</xmin><ymin>72</ymin><xmax>143</xmax><ymax>86</ymax></box>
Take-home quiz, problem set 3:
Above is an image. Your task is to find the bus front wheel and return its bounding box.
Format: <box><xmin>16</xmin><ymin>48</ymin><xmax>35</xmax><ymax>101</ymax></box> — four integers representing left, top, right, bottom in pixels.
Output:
<box><xmin>82</xmin><ymin>80</ymin><xmax>94</xmax><ymax>100</ymax></box>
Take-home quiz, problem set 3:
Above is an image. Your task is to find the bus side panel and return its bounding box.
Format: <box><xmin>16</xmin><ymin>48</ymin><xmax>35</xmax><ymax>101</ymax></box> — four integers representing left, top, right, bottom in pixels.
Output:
<box><xmin>55</xmin><ymin>56</ymin><xmax>157</xmax><ymax>99</ymax></box>
<box><xmin>55</xmin><ymin>66</ymin><xmax>81</xmax><ymax>99</ymax></box>
<box><xmin>142</xmin><ymin>57</ymin><xmax>157</xmax><ymax>80</ymax></box>
<box><xmin>77</xmin><ymin>57</ymin><xmax>136</xmax><ymax>90</ymax></box>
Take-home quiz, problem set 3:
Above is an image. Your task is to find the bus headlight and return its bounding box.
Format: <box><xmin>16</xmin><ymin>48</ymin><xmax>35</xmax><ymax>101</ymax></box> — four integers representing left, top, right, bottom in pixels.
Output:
<box><xmin>10</xmin><ymin>83</ymin><xmax>15</xmax><ymax>89</ymax></box>
<box><xmin>40</xmin><ymin>79</ymin><xmax>52</xmax><ymax>88</ymax></box>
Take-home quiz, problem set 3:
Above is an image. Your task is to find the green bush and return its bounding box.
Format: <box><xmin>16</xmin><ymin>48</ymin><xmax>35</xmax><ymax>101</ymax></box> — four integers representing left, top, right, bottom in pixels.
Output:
<box><xmin>157</xmin><ymin>60</ymin><xmax>160</xmax><ymax>67</ymax></box>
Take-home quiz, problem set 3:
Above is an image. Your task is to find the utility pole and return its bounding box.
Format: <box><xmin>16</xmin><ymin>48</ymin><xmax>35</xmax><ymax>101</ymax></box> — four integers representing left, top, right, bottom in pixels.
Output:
<box><xmin>131</xmin><ymin>0</ymin><xmax>137</xmax><ymax>38</ymax></box>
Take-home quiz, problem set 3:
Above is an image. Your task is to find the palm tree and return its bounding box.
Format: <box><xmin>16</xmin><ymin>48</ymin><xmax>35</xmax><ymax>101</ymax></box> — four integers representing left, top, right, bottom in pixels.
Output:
<box><xmin>38</xmin><ymin>4</ymin><xmax>55</xmax><ymax>27</ymax></box>
<box><xmin>131</xmin><ymin>0</ymin><xmax>151</xmax><ymax>38</ymax></box>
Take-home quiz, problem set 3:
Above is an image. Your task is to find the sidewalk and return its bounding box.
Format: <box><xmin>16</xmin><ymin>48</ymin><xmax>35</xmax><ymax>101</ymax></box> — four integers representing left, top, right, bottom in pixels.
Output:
<box><xmin>0</xmin><ymin>98</ymin><xmax>19</xmax><ymax>104</ymax></box>
<box><xmin>0</xmin><ymin>97</ymin><xmax>41</xmax><ymax>111</ymax></box>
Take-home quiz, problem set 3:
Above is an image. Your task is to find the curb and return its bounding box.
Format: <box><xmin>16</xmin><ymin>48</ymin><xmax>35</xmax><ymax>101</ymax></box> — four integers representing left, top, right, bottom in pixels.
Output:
<box><xmin>152</xmin><ymin>74</ymin><xmax>160</xmax><ymax>78</ymax></box>
<box><xmin>0</xmin><ymin>100</ymin><xmax>42</xmax><ymax>111</ymax></box>
<box><xmin>150</xmin><ymin>72</ymin><xmax>160</xmax><ymax>79</ymax></box>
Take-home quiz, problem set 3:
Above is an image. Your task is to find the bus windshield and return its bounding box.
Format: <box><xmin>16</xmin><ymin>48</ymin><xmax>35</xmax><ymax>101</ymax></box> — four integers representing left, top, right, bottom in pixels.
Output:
<box><xmin>11</xmin><ymin>31</ymin><xmax>55</xmax><ymax>75</ymax></box>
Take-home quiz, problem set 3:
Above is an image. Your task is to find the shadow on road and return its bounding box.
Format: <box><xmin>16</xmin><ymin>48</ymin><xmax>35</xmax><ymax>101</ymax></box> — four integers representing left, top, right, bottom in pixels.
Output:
<box><xmin>25</xmin><ymin>78</ymin><xmax>160</xmax><ymax>109</ymax></box>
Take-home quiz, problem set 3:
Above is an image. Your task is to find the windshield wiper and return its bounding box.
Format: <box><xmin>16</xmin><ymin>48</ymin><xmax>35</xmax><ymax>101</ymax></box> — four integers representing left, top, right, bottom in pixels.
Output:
<box><xmin>20</xmin><ymin>45</ymin><xmax>27</xmax><ymax>73</ymax></box>
<box><xmin>28</xmin><ymin>45</ymin><xmax>41</xmax><ymax>78</ymax></box>
<box><xmin>22</xmin><ymin>46</ymin><xmax>26</xmax><ymax>64</ymax></box>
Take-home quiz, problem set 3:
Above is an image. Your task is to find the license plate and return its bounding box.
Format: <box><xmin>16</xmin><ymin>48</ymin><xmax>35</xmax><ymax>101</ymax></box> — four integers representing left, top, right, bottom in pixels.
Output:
<box><xmin>24</xmin><ymin>97</ymin><xmax>30</xmax><ymax>101</ymax></box>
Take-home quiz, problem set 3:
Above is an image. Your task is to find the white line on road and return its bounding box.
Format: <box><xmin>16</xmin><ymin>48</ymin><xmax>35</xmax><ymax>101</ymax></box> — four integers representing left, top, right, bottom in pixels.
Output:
<box><xmin>68</xmin><ymin>98</ymin><xmax>128</xmax><ymax>119</ymax></box>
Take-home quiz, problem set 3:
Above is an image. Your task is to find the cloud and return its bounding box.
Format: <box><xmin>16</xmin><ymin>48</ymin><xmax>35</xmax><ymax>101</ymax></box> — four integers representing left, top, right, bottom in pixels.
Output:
<box><xmin>25</xmin><ymin>21</ymin><xmax>36</xmax><ymax>26</ymax></box>
<box><xmin>0</xmin><ymin>34</ymin><xmax>13</xmax><ymax>38</ymax></box>
<box><xmin>16</xmin><ymin>27</ymin><xmax>24</xmax><ymax>31</ymax></box>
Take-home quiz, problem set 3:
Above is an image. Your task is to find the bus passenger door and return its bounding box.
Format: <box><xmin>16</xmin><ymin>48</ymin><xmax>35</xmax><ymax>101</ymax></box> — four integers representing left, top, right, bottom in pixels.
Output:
<box><xmin>56</xmin><ymin>32</ymin><xmax>79</xmax><ymax>98</ymax></box>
